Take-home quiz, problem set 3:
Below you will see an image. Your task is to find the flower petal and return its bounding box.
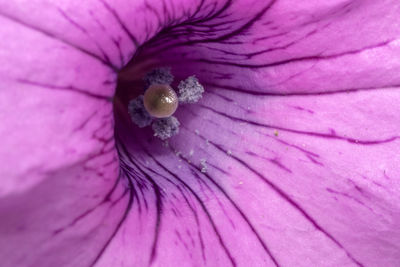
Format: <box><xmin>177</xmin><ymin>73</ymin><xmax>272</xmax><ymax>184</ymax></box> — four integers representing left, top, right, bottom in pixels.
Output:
<box><xmin>0</xmin><ymin>1</ymin><xmax>126</xmax><ymax>265</ymax></box>
<box><xmin>1</xmin><ymin>0</ymin><xmax>400</xmax><ymax>266</ymax></box>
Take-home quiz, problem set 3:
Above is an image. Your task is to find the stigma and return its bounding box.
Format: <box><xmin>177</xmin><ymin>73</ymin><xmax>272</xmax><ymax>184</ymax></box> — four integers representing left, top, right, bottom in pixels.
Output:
<box><xmin>143</xmin><ymin>84</ymin><xmax>178</xmax><ymax>118</ymax></box>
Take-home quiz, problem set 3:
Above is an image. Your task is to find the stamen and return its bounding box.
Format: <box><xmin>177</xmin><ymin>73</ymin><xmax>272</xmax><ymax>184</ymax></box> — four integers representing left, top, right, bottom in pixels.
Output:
<box><xmin>128</xmin><ymin>95</ymin><xmax>152</xmax><ymax>128</ymax></box>
<box><xmin>152</xmin><ymin>116</ymin><xmax>180</xmax><ymax>140</ymax></box>
<box><xmin>143</xmin><ymin>67</ymin><xmax>174</xmax><ymax>87</ymax></box>
<box><xmin>178</xmin><ymin>76</ymin><xmax>204</xmax><ymax>104</ymax></box>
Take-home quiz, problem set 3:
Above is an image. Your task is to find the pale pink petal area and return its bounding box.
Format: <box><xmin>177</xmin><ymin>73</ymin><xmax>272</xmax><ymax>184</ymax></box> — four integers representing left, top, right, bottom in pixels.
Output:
<box><xmin>0</xmin><ymin>3</ymin><xmax>126</xmax><ymax>266</ymax></box>
<box><xmin>0</xmin><ymin>0</ymin><xmax>400</xmax><ymax>266</ymax></box>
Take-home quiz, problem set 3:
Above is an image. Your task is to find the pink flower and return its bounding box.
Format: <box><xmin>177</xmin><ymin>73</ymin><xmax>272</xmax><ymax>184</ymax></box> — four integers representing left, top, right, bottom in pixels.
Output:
<box><xmin>0</xmin><ymin>0</ymin><xmax>399</xmax><ymax>266</ymax></box>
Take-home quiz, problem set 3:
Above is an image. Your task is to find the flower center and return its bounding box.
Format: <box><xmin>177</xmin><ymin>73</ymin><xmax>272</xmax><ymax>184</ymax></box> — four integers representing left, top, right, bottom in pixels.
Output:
<box><xmin>143</xmin><ymin>84</ymin><xmax>178</xmax><ymax>118</ymax></box>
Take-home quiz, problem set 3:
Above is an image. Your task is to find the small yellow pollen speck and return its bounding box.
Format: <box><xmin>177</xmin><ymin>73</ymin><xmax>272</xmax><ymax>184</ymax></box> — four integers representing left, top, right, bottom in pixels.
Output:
<box><xmin>274</xmin><ymin>130</ymin><xmax>279</xmax><ymax>137</ymax></box>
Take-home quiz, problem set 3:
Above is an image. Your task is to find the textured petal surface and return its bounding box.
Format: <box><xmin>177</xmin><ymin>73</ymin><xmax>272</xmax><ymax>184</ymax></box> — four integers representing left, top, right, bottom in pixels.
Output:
<box><xmin>0</xmin><ymin>0</ymin><xmax>400</xmax><ymax>267</ymax></box>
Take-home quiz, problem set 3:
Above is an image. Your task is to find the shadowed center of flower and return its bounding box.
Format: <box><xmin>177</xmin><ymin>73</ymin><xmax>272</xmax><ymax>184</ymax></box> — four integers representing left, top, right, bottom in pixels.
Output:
<box><xmin>127</xmin><ymin>67</ymin><xmax>204</xmax><ymax>140</ymax></box>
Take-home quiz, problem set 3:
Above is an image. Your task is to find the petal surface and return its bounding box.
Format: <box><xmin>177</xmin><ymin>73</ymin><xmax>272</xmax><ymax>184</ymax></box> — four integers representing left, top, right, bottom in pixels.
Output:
<box><xmin>0</xmin><ymin>0</ymin><xmax>400</xmax><ymax>267</ymax></box>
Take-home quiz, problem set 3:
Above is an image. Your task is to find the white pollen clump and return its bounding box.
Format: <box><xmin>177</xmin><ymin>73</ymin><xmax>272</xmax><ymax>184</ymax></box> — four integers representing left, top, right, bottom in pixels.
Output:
<box><xmin>178</xmin><ymin>76</ymin><xmax>204</xmax><ymax>103</ymax></box>
<box><xmin>152</xmin><ymin>116</ymin><xmax>180</xmax><ymax>140</ymax></box>
<box><xmin>128</xmin><ymin>95</ymin><xmax>153</xmax><ymax>128</ymax></box>
<box><xmin>200</xmin><ymin>159</ymin><xmax>207</xmax><ymax>173</ymax></box>
<box><xmin>143</xmin><ymin>67</ymin><xmax>174</xmax><ymax>87</ymax></box>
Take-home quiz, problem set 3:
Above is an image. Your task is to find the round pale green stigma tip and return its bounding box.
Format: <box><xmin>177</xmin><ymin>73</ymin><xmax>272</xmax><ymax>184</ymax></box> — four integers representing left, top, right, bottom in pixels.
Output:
<box><xmin>144</xmin><ymin>84</ymin><xmax>179</xmax><ymax>118</ymax></box>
